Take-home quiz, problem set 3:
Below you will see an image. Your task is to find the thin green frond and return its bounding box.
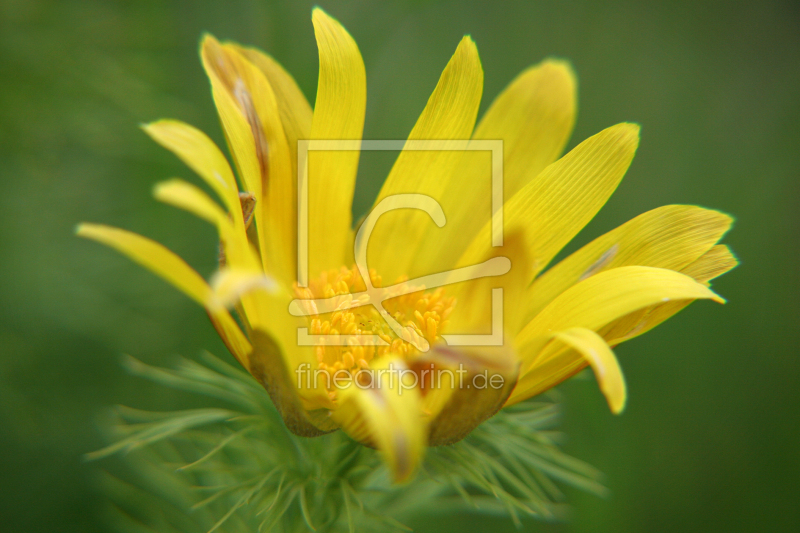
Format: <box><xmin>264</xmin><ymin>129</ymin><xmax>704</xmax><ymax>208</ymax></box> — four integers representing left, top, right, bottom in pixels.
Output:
<box><xmin>93</xmin><ymin>353</ymin><xmax>606</xmax><ymax>532</ymax></box>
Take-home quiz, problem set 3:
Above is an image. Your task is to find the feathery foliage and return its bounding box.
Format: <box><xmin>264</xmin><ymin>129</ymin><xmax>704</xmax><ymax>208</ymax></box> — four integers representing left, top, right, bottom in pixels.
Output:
<box><xmin>91</xmin><ymin>353</ymin><xmax>605</xmax><ymax>532</ymax></box>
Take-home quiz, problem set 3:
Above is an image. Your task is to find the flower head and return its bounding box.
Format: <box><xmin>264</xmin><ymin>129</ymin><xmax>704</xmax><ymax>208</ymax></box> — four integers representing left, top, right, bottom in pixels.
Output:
<box><xmin>78</xmin><ymin>8</ymin><xmax>736</xmax><ymax>482</ymax></box>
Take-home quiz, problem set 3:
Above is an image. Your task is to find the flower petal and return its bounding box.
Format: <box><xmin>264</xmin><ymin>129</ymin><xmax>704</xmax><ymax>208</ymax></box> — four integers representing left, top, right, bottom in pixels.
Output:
<box><xmin>75</xmin><ymin>223</ymin><xmax>252</xmax><ymax>366</ymax></box>
<box><xmin>142</xmin><ymin>120</ymin><xmax>243</xmax><ymax>220</ymax></box>
<box><xmin>475</xmin><ymin>59</ymin><xmax>576</xmax><ymax>198</ymax></box>
<box><xmin>553</xmin><ymin>328</ymin><xmax>626</xmax><ymax>414</ymax></box>
<box><xmin>202</xmin><ymin>36</ymin><xmax>296</xmax><ymax>282</ymax></box>
<box><xmin>523</xmin><ymin>205</ymin><xmax>733</xmax><ymax>322</ymax></box>
<box><xmin>331</xmin><ymin>357</ymin><xmax>426</xmax><ymax>482</ymax></box>
<box><xmin>201</xmin><ymin>35</ymin><xmax>262</xmax><ymax>205</ymax></box>
<box><xmin>248</xmin><ymin>329</ymin><xmax>338</xmax><ymax>437</ymax></box>
<box><xmin>416</xmin><ymin>59</ymin><xmax>577</xmax><ymax>276</ymax></box>
<box><xmin>455</xmin><ymin>123</ymin><xmax>640</xmax><ymax>303</ymax></box>
<box><xmin>152</xmin><ymin>179</ymin><xmax>262</xmax><ymax>275</ymax></box>
<box><xmin>416</xmin><ymin>344</ymin><xmax>518</xmax><ymax>446</ymax></box>
<box><xmin>508</xmin><ymin>266</ymin><xmax>723</xmax><ymax>405</ymax></box>
<box><xmin>365</xmin><ymin>35</ymin><xmax>483</xmax><ymax>281</ymax></box>
<box><xmin>233</xmin><ymin>46</ymin><xmax>312</xmax><ymax>279</ymax></box>
<box><xmin>209</xmin><ymin>268</ymin><xmax>278</xmax><ymax>309</ymax></box>
<box><xmin>508</xmin><ymin>248</ymin><xmax>736</xmax><ymax>407</ymax></box>
<box><xmin>518</xmin><ymin>265</ymin><xmax>723</xmax><ymax>359</ymax></box>
<box><xmin>153</xmin><ymin>178</ymin><xmax>229</xmax><ymax>228</ymax></box>
<box><xmin>600</xmin><ymin>244</ymin><xmax>738</xmax><ymax>346</ymax></box>
<box><xmin>681</xmin><ymin>243</ymin><xmax>738</xmax><ymax>285</ymax></box>
<box><xmin>233</xmin><ymin>44</ymin><xmax>313</xmax><ymax>166</ymax></box>
<box><xmin>445</xmin><ymin>229</ymin><xmax>532</xmax><ymax>336</ymax></box>
<box><xmin>306</xmin><ymin>8</ymin><xmax>367</xmax><ymax>277</ymax></box>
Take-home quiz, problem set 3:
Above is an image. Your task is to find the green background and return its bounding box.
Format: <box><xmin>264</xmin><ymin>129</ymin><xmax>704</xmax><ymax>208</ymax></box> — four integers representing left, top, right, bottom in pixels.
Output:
<box><xmin>1</xmin><ymin>0</ymin><xmax>798</xmax><ymax>531</ymax></box>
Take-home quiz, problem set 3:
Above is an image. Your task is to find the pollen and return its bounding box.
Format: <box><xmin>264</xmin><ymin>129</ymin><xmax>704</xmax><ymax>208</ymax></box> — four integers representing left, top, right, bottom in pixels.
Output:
<box><xmin>293</xmin><ymin>265</ymin><xmax>455</xmax><ymax>388</ymax></box>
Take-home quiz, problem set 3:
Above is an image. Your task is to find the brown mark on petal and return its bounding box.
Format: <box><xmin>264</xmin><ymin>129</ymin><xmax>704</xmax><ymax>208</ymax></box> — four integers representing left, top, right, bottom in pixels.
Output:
<box><xmin>233</xmin><ymin>78</ymin><xmax>270</xmax><ymax>184</ymax></box>
<box><xmin>420</xmin><ymin>344</ymin><xmax>519</xmax><ymax>446</ymax></box>
<box><xmin>238</xmin><ymin>191</ymin><xmax>256</xmax><ymax>228</ymax></box>
<box><xmin>218</xmin><ymin>192</ymin><xmax>258</xmax><ymax>268</ymax></box>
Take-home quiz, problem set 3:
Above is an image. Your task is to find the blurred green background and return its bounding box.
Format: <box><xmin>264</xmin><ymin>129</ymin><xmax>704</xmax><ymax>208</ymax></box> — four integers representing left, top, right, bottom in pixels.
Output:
<box><xmin>1</xmin><ymin>0</ymin><xmax>798</xmax><ymax>531</ymax></box>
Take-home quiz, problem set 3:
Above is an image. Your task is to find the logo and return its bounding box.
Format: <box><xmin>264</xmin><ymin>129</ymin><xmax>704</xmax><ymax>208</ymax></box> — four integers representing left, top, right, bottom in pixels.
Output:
<box><xmin>291</xmin><ymin>139</ymin><xmax>507</xmax><ymax>351</ymax></box>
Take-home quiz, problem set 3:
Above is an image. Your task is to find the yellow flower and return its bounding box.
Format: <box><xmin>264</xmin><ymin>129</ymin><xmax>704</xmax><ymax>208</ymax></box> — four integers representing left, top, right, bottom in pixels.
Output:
<box><xmin>77</xmin><ymin>9</ymin><xmax>736</xmax><ymax>483</ymax></box>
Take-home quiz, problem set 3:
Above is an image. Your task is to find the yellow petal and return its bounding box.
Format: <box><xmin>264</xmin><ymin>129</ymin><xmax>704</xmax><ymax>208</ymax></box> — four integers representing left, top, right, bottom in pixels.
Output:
<box><xmin>600</xmin><ymin>244</ymin><xmax>738</xmax><ymax>346</ymax></box>
<box><xmin>507</xmin><ymin>248</ymin><xmax>736</xmax><ymax>407</ymax></box>
<box><xmin>416</xmin><ymin>59</ymin><xmax>577</xmax><ymax>276</ymax></box>
<box><xmin>153</xmin><ymin>178</ymin><xmax>229</xmax><ymax>228</ymax></box>
<box><xmin>223</xmin><ymin>43</ymin><xmax>296</xmax><ymax>282</ymax></box>
<box><xmin>201</xmin><ymin>35</ymin><xmax>262</xmax><ymax>204</ymax></box>
<box><xmin>516</xmin><ymin>266</ymin><xmax>723</xmax><ymax>375</ymax></box>
<box><xmin>306</xmin><ymin>8</ymin><xmax>367</xmax><ymax>277</ymax></box>
<box><xmin>152</xmin><ymin>179</ymin><xmax>261</xmax><ymax>274</ymax></box>
<box><xmin>75</xmin><ymin>223</ymin><xmax>252</xmax><ymax>367</ymax></box>
<box><xmin>553</xmin><ymin>328</ymin><xmax>626</xmax><ymax>414</ymax></box>
<box><xmin>233</xmin><ymin>44</ymin><xmax>313</xmax><ymax>171</ymax></box>
<box><xmin>209</xmin><ymin>268</ymin><xmax>277</xmax><ymax>309</ymax></box>
<box><xmin>141</xmin><ymin>120</ymin><xmax>243</xmax><ymax>221</ymax></box>
<box><xmin>365</xmin><ymin>35</ymin><xmax>483</xmax><ymax>282</ymax></box>
<box><xmin>476</xmin><ymin>59</ymin><xmax>576</xmax><ymax>199</ymax></box>
<box><xmin>681</xmin><ymin>243</ymin><xmax>738</xmax><ymax>285</ymax></box>
<box><xmin>417</xmin><ymin>344</ymin><xmax>518</xmax><ymax>446</ymax></box>
<box><xmin>511</xmin><ymin>123</ymin><xmax>639</xmax><ymax>267</ymax></box>
<box><xmin>331</xmin><ymin>357</ymin><xmax>426</xmax><ymax>482</ymax></box>
<box><xmin>152</xmin><ymin>178</ymin><xmax>286</xmax><ymax>339</ymax></box>
<box><xmin>506</xmin><ymin>340</ymin><xmax>588</xmax><ymax>407</ymax></box>
<box><xmin>77</xmin><ymin>223</ymin><xmax>211</xmax><ymax>305</ymax></box>
<box><xmin>445</xmin><ymin>229</ymin><xmax>532</xmax><ymax>336</ymax></box>
<box><xmin>444</xmin><ymin>124</ymin><xmax>638</xmax><ymax>335</ymax></box>
<box><xmin>455</xmin><ymin>123</ymin><xmax>640</xmax><ymax>305</ymax></box>
<box><xmin>233</xmin><ymin>46</ymin><xmax>312</xmax><ymax>281</ymax></box>
<box><xmin>202</xmin><ymin>36</ymin><xmax>296</xmax><ymax>282</ymax></box>
<box><xmin>248</xmin><ymin>329</ymin><xmax>338</xmax><ymax>436</ymax></box>
<box><xmin>523</xmin><ymin>205</ymin><xmax>733</xmax><ymax>322</ymax></box>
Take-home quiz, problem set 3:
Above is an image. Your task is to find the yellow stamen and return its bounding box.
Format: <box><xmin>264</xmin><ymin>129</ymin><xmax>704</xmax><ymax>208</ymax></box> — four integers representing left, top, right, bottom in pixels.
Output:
<box><xmin>293</xmin><ymin>265</ymin><xmax>455</xmax><ymax>389</ymax></box>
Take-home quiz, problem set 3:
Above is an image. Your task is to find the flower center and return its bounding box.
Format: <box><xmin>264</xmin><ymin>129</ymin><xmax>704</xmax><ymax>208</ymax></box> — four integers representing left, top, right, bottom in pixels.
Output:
<box><xmin>293</xmin><ymin>265</ymin><xmax>455</xmax><ymax>386</ymax></box>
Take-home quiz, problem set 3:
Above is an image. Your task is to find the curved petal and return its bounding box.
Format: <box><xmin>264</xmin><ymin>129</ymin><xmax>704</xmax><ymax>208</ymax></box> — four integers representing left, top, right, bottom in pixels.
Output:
<box><xmin>201</xmin><ymin>35</ymin><xmax>262</xmax><ymax>205</ymax></box>
<box><xmin>508</xmin><ymin>248</ymin><xmax>736</xmax><ymax>407</ymax></box>
<box><xmin>600</xmin><ymin>244</ymin><xmax>738</xmax><ymax>346</ymax></box>
<box><xmin>153</xmin><ymin>178</ymin><xmax>228</xmax><ymax>227</ymax></box>
<box><xmin>249</xmin><ymin>329</ymin><xmax>338</xmax><ymax>436</ymax></box>
<box><xmin>366</xmin><ymin>35</ymin><xmax>483</xmax><ymax>281</ymax></box>
<box><xmin>516</xmin><ymin>266</ymin><xmax>723</xmax><ymax>372</ymax></box>
<box><xmin>152</xmin><ymin>178</ymin><xmax>275</xmax><ymax>334</ymax></box>
<box><xmin>523</xmin><ymin>205</ymin><xmax>734</xmax><ymax>322</ymax></box>
<box><xmin>455</xmin><ymin>123</ymin><xmax>640</xmax><ymax>299</ymax></box>
<box><xmin>307</xmin><ymin>8</ymin><xmax>367</xmax><ymax>277</ymax></box>
<box><xmin>554</xmin><ymin>328</ymin><xmax>626</xmax><ymax>414</ymax></box>
<box><xmin>209</xmin><ymin>268</ymin><xmax>277</xmax><ymax>309</ymax></box>
<box><xmin>75</xmin><ymin>223</ymin><xmax>252</xmax><ymax>367</ymax></box>
<box><xmin>418</xmin><ymin>59</ymin><xmax>577</xmax><ymax>276</ymax></box>
<box><xmin>201</xmin><ymin>36</ymin><xmax>296</xmax><ymax>281</ymax></box>
<box><xmin>152</xmin><ymin>179</ymin><xmax>260</xmax><ymax>273</ymax></box>
<box><xmin>233</xmin><ymin>44</ymin><xmax>313</xmax><ymax>167</ymax></box>
<box><xmin>681</xmin><ymin>243</ymin><xmax>738</xmax><ymax>285</ymax></box>
<box><xmin>142</xmin><ymin>120</ymin><xmax>243</xmax><ymax>222</ymax></box>
<box><xmin>330</xmin><ymin>357</ymin><xmax>426</xmax><ymax>482</ymax></box>
<box><xmin>415</xmin><ymin>344</ymin><xmax>518</xmax><ymax>446</ymax></box>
